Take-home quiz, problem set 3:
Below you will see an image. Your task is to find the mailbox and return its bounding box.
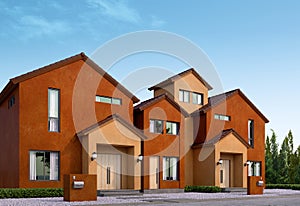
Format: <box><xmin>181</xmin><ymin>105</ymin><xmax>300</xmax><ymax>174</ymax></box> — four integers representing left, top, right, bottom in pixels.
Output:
<box><xmin>256</xmin><ymin>180</ymin><xmax>264</xmax><ymax>187</ymax></box>
<box><xmin>73</xmin><ymin>181</ymin><xmax>84</xmax><ymax>189</ymax></box>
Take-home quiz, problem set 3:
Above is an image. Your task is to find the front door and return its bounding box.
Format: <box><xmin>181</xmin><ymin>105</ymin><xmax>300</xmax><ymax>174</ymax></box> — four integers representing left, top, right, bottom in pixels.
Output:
<box><xmin>149</xmin><ymin>156</ymin><xmax>159</xmax><ymax>189</ymax></box>
<box><xmin>97</xmin><ymin>154</ymin><xmax>121</xmax><ymax>190</ymax></box>
<box><xmin>220</xmin><ymin>160</ymin><xmax>230</xmax><ymax>188</ymax></box>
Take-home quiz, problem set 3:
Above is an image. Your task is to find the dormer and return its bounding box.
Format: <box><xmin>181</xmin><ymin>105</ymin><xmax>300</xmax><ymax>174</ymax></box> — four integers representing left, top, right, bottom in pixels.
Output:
<box><xmin>148</xmin><ymin>68</ymin><xmax>213</xmax><ymax>114</ymax></box>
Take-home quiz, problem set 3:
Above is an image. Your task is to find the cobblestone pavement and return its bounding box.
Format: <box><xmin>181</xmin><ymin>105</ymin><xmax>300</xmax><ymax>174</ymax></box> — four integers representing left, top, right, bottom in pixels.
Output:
<box><xmin>0</xmin><ymin>189</ymin><xmax>300</xmax><ymax>206</ymax></box>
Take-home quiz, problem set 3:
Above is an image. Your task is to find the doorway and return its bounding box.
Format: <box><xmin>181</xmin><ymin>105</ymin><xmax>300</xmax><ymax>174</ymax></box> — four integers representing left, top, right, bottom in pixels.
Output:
<box><xmin>149</xmin><ymin>156</ymin><xmax>159</xmax><ymax>189</ymax></box>
<box><xmin>220</xmin><ymin>159</ymin><xmax>230</xmax><ymax>188</ymax></box>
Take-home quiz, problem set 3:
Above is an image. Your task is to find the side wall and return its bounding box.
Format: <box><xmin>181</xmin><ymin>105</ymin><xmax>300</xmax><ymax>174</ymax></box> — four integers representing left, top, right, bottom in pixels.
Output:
<box><xmin>0</xmin><ymin>87</ymin><xmax>20</xmax><ymax>187</ymax></box>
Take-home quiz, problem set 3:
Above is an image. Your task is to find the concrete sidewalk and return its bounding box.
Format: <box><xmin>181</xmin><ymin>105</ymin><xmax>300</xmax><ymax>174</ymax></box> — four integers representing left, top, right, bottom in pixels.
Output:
<box><xmin>0</xmin><ymin>189</ymin><xmax>300</xmax><ymax>206</ymax></box>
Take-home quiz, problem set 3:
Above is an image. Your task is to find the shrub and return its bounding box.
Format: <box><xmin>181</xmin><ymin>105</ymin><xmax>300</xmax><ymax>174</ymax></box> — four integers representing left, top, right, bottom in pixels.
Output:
<box><xmin>184</xmin><ymin>185</ymin><xmax>222</xmax><ymax>193</ymax></box>
<box><xmin>266</xmin><ymin>184</ymin><xmax>300</xmax><ymax>190</ymax></box>
<box><xmin>0</xmin><ymin>188</ymin><xmax>63</xmax><ymax>199</ymax></box>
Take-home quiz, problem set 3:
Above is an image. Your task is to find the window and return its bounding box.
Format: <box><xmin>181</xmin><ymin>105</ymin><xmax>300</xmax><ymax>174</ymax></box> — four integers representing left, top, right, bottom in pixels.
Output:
<box><xmin>29</xmin><ymin>151</ymin><xmax>59</xmax><ymax>181</ymax></box>
<box><xmin>48</xmin><ymin>88</ymin><xmax>60</xmax><ymax>132</ymax></box>
<box><xmin>179</xmin><ymin>90</ymin><xmax>190</xmax><ymax>103</ymax></box>
<box><xmin>95</xmin><ymin>95</ymin><xmax>122</xmax><ymax>105</ymax></box>
<box><xmin>248</xmin><ymin>161</ymin><xmax>261</xmax><ymax>176</ymax></box>
<box><xmin>166</xmin><ymin>122</ymin><xmax>179</xmax><ymax>135</ymax></box>
<box><xmin>149</xmin><ymin>119</ymin><xmax>163</xmax><ymax>134</ymax></box>
<box><xmin>163</xmin><ymin>157</ymin><xmax>178</xmax><ymax>181</ymax></box>
<box><xmin>248</xmin><ymin>120</ymin><xmax>254</xmax><ymax>147</ymax></box>
<box><xmin>192</xmin><ymin>92</ymin><xmax>203</xmax><ymax>105</ymax></box>
<box><xmin>214</xmin><ymin>114</ymin><xmax>230</xmax><ymax>121</ymax></box>
<box><xmin>8</xmin><ymin>96</ymin><xmax>15</xmax><ymax>109</ymax></box>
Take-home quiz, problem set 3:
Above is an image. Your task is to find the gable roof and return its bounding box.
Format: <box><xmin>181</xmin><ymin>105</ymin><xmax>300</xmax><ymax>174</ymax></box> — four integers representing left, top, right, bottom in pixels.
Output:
<box><xmin>0</xmin><ymin>52</ymin><xmax>139</xmax><ymax>104</ymax></box>
<box><xmin>134</xmin><ymin>93</ymin><xmax>189</xmax><ymax>117</ymax></box>
<box><xmin>77</xmin><ymin>113</ymin><xmax>147</xmax><ymax>140</ymax></box>
<box><xmin>192</xmin><ymin>129</ymin><xmax>251</xmax><ymax>149</ymax></box>
<box><xmin>191</xmin><ymin>89</ymin><xmax>269</xmax><ymax>123</ymax></box>
<box><xmin>148</xmin><ymin>68</ymin><xmax>213</xmax><ymax>91</ymax></box>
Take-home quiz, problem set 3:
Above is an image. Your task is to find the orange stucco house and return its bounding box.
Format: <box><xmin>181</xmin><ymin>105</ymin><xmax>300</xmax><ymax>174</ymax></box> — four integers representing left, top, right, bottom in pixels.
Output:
<box><xmin>0</xmin><ymin>53</ymin><xmax>268</xmax><ymax>191</ymax></box>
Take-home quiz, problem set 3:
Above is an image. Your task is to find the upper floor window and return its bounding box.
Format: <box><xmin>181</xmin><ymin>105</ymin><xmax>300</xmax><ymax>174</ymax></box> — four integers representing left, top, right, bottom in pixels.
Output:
<box><xmin>29</xmin><ymin>151</ymin><xmax>59</xmax><ymax>181</ymax></box>
<box><xmin>149</xmin><ymin>119</ymin><xmax>163</xmax><ymax>134</ymax></box>
<box><xmin>163</xmin><ymin>157</ymin><xmax>179</xmax><ymax>181</ymax></box>
<box><xmin>8</xmin><ymin>95</ymin><xmax>15</xmax><ymax>109</ymax></box>
<box><xmin>166</xmin><ymin>122</ymin><xmax>179</xmax><ymax>135</ymax></box>
<box><xmin>248</xmin><ymin>161</ymin><xmax>261</xmax><ymax>176</ymax></box>
<box><xmin>48</xmin><ymin>88</ymin><xmax>60</xmax><ymax>132</ymax></box>
<box><xmin>95</xmin><ymin>95</ymin><xmax>122</xmax><ymax>105</ymax></box>
<box><xmin>248</xmin><ymin>119</ymin><xmax>254</xmax><ymax>147</ymax></box>
<box><xmin>179</xmin><ymin>90</ymin><xmax>190</xmax><ymax>103</ymax></box>
<box><xmin>192</xmin><ymin>92</ymin><xmax>203</xmax><ymax>105</ymax></box>
<box><xmin>214</xmin><ymin>114</ymin><xmax>230</xmax><ymax>121</ymax></box>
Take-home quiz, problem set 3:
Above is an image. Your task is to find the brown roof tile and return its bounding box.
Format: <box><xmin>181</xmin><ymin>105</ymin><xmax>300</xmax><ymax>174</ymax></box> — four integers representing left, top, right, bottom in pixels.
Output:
<box><xmin>0</xmin><ymin>52</ymin><xmax>139</xmax><ymax>104</ymax></box>
<box><xmin>148</xmin><ymin>68</ymin><xmax>213</xmax><ymax>91</ymax></box>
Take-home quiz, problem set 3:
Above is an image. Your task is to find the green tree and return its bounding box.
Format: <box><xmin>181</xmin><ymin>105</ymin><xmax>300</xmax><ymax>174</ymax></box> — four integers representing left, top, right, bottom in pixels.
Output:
<box><xmin>269</xmin><ymin>130</ymin><xmax>279</xmax><ymax>183</ymax></box>
<box><xmin>278</xmin><ymin>137</ymin><xmax>289</xmax><ymax>183</ymax></box>
<box><xmin>265</xmin><ymin>135</ymin><xmax>274</xmax><ymax>184</ymax></box>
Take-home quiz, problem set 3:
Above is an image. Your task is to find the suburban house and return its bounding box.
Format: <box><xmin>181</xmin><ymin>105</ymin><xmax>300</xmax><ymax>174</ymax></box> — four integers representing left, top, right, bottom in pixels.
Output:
<box><xmin>0</xmin><ymin>53</ymin><xmax>268</xmax><ymax>191</ymax></box>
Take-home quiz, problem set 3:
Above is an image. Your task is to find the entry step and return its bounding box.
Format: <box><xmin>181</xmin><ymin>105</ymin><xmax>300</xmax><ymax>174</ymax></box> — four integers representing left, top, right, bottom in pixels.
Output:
<box><xmin>98</xmin><ymin>189</ymin><xmax>143</xmax><ymax>197</ymax></box>
<box><xmin>222</xmin><ymin>187</ymin><xmax>247</xmax><ymax>193</ymax></box>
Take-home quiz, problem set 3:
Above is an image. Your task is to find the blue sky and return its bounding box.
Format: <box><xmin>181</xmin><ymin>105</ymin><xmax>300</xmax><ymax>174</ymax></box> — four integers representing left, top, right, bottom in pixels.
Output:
<box><xmin>1</xmin><ymin>0</ymin><xmax>300</xmax><ymax>146</ymax></box>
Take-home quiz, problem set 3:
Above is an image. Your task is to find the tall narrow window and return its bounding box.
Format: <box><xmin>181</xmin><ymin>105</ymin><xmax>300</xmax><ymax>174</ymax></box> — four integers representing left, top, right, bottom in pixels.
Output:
<box><xmin>166</xmin><ymin>122</ymin><xmax>179</xmax><ymax>135</ymax></box>
<box><xmin>29</xmin><ymin>151</ymin><xmax>59</xmax><ymax>181</ymax></box>
<box><xmin>48</xmin><ymin>88</ymin><xmax>60</xmax><ymax>132</ymax></box>
<box><xmin>149</xmin><ymin>119</ymin><xmax>163</xmax><ymax>134</ymax></box>
<box><xmin>163</xmin><ymin>157</ymin><xmax>179</xmax><ymax>181</ymax></box>
<box><xmin>248</xmin><ymin>120</ymin><xmax>254</xmax><ymax>147</ymax></box>
<box><xmin>248</xmin><ymin>161</ymin><xmax>261</xmax><ymax>176</ymax></box>
<box><xmin>179</xmin><ymin>90</ymin><xmax>190</xmax><ymax>103</ymax></box>
<box><xmin>192</xmin><ymin>92</ymin><xmax>203</xmax><ymax>105</ymax></box>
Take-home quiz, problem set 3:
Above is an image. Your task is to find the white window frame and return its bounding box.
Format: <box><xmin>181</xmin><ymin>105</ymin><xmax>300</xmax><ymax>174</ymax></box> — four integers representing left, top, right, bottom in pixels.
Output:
<box><xmin>248</xmin><ymin>119</ymin><xmax>254</xmax><ymax>147</ymax></box>
<box><xmin>48</xmin><ymin>88</ymin><xmax>60</xmax><ymax>132</ymax></box>
<box><xmin>192</xmin><ymin>92</ymin><xmax>203</xmax><ymax>105</ymax></box>
<box><xmin>163</xmin><ymin>157</ymin><xmax>179</xmax><ymax>181</ymax></box>
<box><xmin>179</xmin><ymin>90</ymin><xmax>190</xmax><ymax>103</ymax></box>
<box><xmin>166</xmin><ymin>122</ymin><xmax>179</xmax><ymax>135</ymax></box>
<box><xmin>149</xmin><ymin>119</ymin><xmax>163</xmax><ymax>134</ymax></box>
<box><xmin>214</xmin><ymin>114</ymin><xmax>230</xmax><ymax>121</ymax></box>
<box><xmin>95</xmin><ymin>95</ymin><xmax>122</xmax><ymax>105</ymax></box>
<box><xmin>29</xmin><ymin>151</ymin><xmax>59</xmax><ymax>181</ymax></box>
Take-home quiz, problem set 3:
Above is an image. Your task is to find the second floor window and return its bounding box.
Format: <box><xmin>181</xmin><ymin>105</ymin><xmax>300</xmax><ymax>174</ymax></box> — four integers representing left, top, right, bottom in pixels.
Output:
<box><xmin>192</xmin><ymin>92</ymin><xmax>203</xmax><ymax>105</ymax></box>
<box><xmin>248</xmin><ymin>119</ymin><xmax>254</xmax><ymax>147</ymax></box>
<box><xmin>248</xmin><ymin>161</ymin><xmax>261</xmax><ymax>176</ymax></box>
<box><xmin>179</xmin><ymin>90</ymin><xmax>190</xmax><ymax>103</ymax></box>
<box><xmin>166</xmin><ymin>122</ymin><xmax>179</xmax><ymax>135</ymax></box>
<box><xmin>149</xmin><ymin>119</ymin><xmax>163</xmax><ymax>134</ymax></box>
<box><xmin>48</xmin><ymin>88</ymin><xmax>60</xmax><ymax>132</ymax></box>
<box><xmin>95</xmin><ymin>95</ymin><xmax>122</xmax><ymax>105</ymax></box>
<box><xmin>214</xmin><ymin>114</ymin><xmax>230</xmax><ymax>121</ymax></box>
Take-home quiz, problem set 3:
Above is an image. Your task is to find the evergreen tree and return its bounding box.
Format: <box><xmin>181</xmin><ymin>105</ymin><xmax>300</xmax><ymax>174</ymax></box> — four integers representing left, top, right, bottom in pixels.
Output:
<box><xmin>278</xmin><ymin>137</ymin><xmax>289</xmax><ymax>183</ymax></box>
<box><xmin>265</xmin><ymin>135</ymin><xmax>274</xmax><ymax>183</ymax></box>
<box><xmin>269</xmin><ymin>130</ymin><xmax>279</xmax><ymax>183</ymax></box>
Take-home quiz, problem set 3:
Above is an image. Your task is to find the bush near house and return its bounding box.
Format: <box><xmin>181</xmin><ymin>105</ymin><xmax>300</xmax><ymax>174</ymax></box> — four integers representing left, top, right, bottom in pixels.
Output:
<box><xmin>0</xmin><ymin>188</ymin><xmax>63</xmax><ymax>199</ymax></box>
<box><xmin>184</xmin><ymin>185</ymin><xmax>222</xmax><ymax>193</ymax></box>
<box><xmin>266</xmin><ymin>184</ymin><xmax>300</xmax><ymax>190</ymax></box>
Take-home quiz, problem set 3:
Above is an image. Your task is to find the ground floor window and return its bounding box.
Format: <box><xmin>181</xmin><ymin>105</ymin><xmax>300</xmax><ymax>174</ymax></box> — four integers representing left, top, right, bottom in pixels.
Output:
<box><xmin>248</xmin><ymin>161</ymin><xmax>261</xmax><ymax>176</ymax></box>
<box><xmin>29</xmin><ymin>151</ymin><xmax>59</xmax><ymax>181</ymax></box>
<box><xmin>163</xmin><ymin>157</ymin><xmax>179</xmax><ymax>181</ymax></box>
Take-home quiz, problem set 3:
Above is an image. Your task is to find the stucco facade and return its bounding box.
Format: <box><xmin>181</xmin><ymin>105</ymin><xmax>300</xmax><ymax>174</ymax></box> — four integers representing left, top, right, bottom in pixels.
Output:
<box><xmin>0</xmin><ymin>53</ymin><xmax>268</xmax><ymax>191</ymax></box>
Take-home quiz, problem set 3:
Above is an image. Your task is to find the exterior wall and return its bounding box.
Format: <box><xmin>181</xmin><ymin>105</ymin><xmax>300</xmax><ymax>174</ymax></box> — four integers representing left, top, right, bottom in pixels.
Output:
<box><xmin>0</xmin><ymin>87</ymin><xmax>20</xmax><ymax>188</ymax></box>
<box><xmin>83</xmin><ymin>120</ymin><xmax>142</xmax><ymax>190</ymax></box>
<box><xmin>195</xmin><ymin>93</ymin><xmax>266</xmax><ymax>182</ymax></box>
<box><xmin>184</xmin><ymin>117</ymin><xmax>194</xmax><ymax>186</ymax></box>
<box><xmin>14</xmin><ymin>59</ymin><xmax>135</xmax><ymax>188</ymax></box>
<box><xmin>193</xmin><ymin>146</ymin><xmax>215</xmax><ymax>186</ymax></box>
<box><xmin>139</xmin><ymin>98</ymin><xmax>185</xmax><ymax>189</ymax></box>
<box><xmin>173</xmin><ymin>73</ymin><xmax>209</xmax><ymax>114</ymax></box>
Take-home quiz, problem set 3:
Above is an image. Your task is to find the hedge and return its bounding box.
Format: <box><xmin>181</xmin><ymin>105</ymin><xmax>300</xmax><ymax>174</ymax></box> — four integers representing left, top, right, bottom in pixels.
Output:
<box><xmin>184</xmin><ymin>185</ymin><xmax>222</xmax><ymax>193</ymax></box>
<box><xmin>266</xmin><ymin>184</ymin><xmax>300</xmax><ymax>190</ymax></box>
<box><xmin>0</xmin><ymin>188</ymin><xmax>63</xmax><ymax>199</ymax></box>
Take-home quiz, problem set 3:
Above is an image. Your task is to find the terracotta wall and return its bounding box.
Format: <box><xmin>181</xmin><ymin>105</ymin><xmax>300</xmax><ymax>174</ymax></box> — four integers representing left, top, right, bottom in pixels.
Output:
<box><xmin>0</xmin><ymin>88</ymin><xmax>20</xmax><ymax>188</ymax></box>
<box><xmin>14</xmin><ymin>59</ymin><xmax>135</xmax><ymax>188</ymax></box>
<box><xmin>194</xmin><ymin>93</ymin><xmax>266</xmax><ymax>182</ymax></box>
<box><xmin>137</xmin><ymin>98</ymin><xmax>185</xmax><ymax>189</ymax></box>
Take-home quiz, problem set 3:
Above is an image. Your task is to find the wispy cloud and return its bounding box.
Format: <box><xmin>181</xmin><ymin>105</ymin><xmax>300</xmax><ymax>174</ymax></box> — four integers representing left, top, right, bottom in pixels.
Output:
<box><xmin>87</xmin><ymin>0</ymin><xmax>141</xmax><ymax>24</ymax></box>
<box><xmin>151</xmin><ymin>15</ymin><xmax>166</xmax><ymax>28</ymax></box>
<box><xmin>18</xmin><ymin>15</ymin><xmax>70</xmax><ymax>39</ymax></box>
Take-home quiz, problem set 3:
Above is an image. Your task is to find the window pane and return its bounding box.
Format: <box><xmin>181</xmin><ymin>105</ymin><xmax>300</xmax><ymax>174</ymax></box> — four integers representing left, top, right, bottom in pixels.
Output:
<box><xmin>112</xmin><ymin>98</ymin><xmax>121</xmax><ymax>105</ymax></box>
<box><xmin>149</xmin><ymin>120</ymin><xmax>155</xmax><ymax>133</ymax></box>
<box><xmin>163</xmin><ymin>157</ymin><xmax>169</xmax><ymax>180</ymax></box>
<box><xmin>183</xmin><ymin>91</ymin><xmax>189</xmax><ymax>103</ymax></box>
<box><xmin>192</xmin><ymin>93</ymin><xmax>202</xmax><ymax>105</ymax></box>
<box><xmin>179</xmin><ymin>90</ymin><xmax>183</xmax><ymax>102</ymax></box>
<box><xmin>95</xmin><ymin>96</ymin><xmax>101</xmax><ymax>102</ymax></box>
<box><xmin>35</xmin><ymin>152</ymin><xmax>45</xmax><ymax>180</ymax></box>
<box><xmin>100</xmin><ymin>96</ymin><xmax>112</xmax><ymax>104</ymax></box>
<box><xmin>48</xmin><ymin>89</ymin><xmax>59</xmax><ymax>118</ymax></box>
<box><xmin>155</xmin><ymin>120</ymin><xmax>163</xmax><ymax>133</ymax></box>
<box><xmin>166</xmin><ymin>122</ymin><xmax>178</xmax><ymax>135</ymax></box>
<box><xmin>166</xmin><ymin>122</ymin><xmax>172</xmax><ymax>134</ymax></box>
<box><xmin>214</xmin><ymin>114</ymin><xmax>220</xmax><ymax>120</ymax></box>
